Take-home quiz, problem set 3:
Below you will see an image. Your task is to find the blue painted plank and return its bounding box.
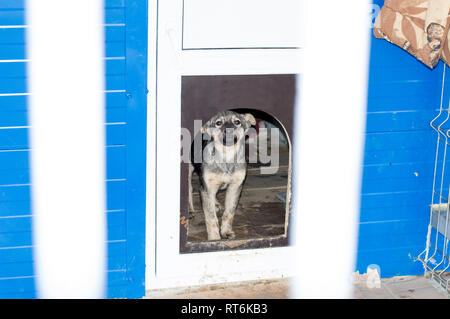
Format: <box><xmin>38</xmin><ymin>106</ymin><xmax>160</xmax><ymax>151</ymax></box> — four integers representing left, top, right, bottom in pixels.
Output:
<box><xmin>0</xmin><ymin>60</ymin><xmax>123</xmax><ymax>81</ymax></box>
<box><xmin>363</xmin><ymin>149</ymin><xmax>436</xmax><ymax>165</ymax></box>
<box><xmin>0</xmin><ymin>200</ymin><xmax>30</xmax><ymax>217</ymax></box>
<box><xmin>0</xmin><ymin>169</ymin><xmax>29</xmax><ymax>185</ymax></box>
<box><xmin>106</xmin><ymin>75</ymin><xmax>125</xmax><ymax>91</ymax></box>
<box><xmin>0</xmin><ymin>210</ymin><xmax>125</xmax><ymax>235</ymax></box>
<box><xmin>106</xmin><ymin>146</ymin><xmax>126</xmax><ymax>179</ymax></box>
<box><xmin>0</xmin><ymin>127</ymin><xmax>31</xmax><ymax>149</ymax></box>
<box><xmin>0</xmin><ymin>109</ymin><xmax>27</xmax><ymax>127</ymax></box>
<box><xmin>106</xmin><ymin>179</ymin><xmax>126</xmax><ymax>211</ymax></box>
<box><xmin>0</xmin><ymin>181</ymin><xmax>125</xmax><ymax>213</ymax></box>
<box><xmin>0</xmin><ymin>246</ymin><xmax>31</xmax><ymax>264</ymax></box>
<box><xmin>0</xmin><ymin>1</ymin><xmax>24</xmax><ymax>10</ymax></box>
<box><xmin>106</xmin><ymin>124</ymin><xmax>126</xmax><ymax>146</ymax></box>
<box><xmin>0</xmin><ymin>43</ymin><xmax>24</xmax><ymax>60</ymax></box>
<box><xmin>105</xmin><ymin>0</ymin><xmax>125</xmax><ymax>8</ymax></box>
<box><xmin>0</xmin><ymin>124</ymin><xmax>125</xmax><ymax>150</ymax></box>
<box><xmin>0</xmin><ymin>94</ymin><xmax>125</xmax><ymax>114</ymax></box>
<box><xmin>361</xmin><ymin>190</ymin><xmax>430</xmax><ymax>209</ymax></box>
<box><xmin>0</xmin><ymin>184</ymin><xmax>29</xmax><ymax>202</ymax></box>
<box><xmin>0</xmin><ymin>8</ymin><xmax>124</xmax><ymax>26</ymax></box>
<box><xmin>0</xmin><ymin>62</ymin><xmax>26</xmax><ymax>77</ymax></box>
<box><xmin>0</xmin><ymin>240</ymin><xmax>126</xmax><ymax>266</ymax></box>
<box><xmin>107</xmin><ymin>270</ymin><xmax>127</xmax><ymax>287</ymax></box>
<box><xmin>0</xmin><ymin>252</ymin><xmax>126</xmax><ymax>279</ymax></box>
<box><xmin>367</xmin><ymin>95</ymin><xmax>437</xmax><ymax>112</ymax></box>
<box><xmin>0</xmin><ymin>28</ymin><xmax>24</xmax><ymax>44</ymax></box>
<box><xmin>0</xmin><ymin>270</ymin><xmax>125</xmax><ymax>296</ymax></box>
<box><xmin>0</xmin><ymin>224</ymin><xmax>125</xmax><ymax>248</ymax></box>
<box><xmin>0</xmin><ymin>77</ymin><xmax>26</xmax><ymax>93</ymax></box>
<box><xmin>369</xmin><ymin>65</ymin><xmax>436</xmax><ymax>84</ymax></box>
<box><xmin>0</xmin><ymin>107</ymin><xmax>125</xmax><ymax>127</ymax></box>
<box><xmin>0</xmin><ymin>150</ymin><xmax>28</xmax><ymax>170</ymax></box>
<box><xmin>0</xmin><ymin>42</ymin><xmax>125</xmax><ymax>60</ymax></box>
<box><xmin>0</xmin><ymin>231</ymin><xmax>31</xmax><ymax>248</ymax></box>
<box><xmin>362</xmin><ymin>176</ymin><xmax>433</xmax><ymax>194</ymax></box>
<box><xmin>0</xmin><ymin>146</ymin><xmax>125</xmax><ymax>178</ymax></box>
<box><xmin>364</xmin><ymin>130</ymin><xmax>435</xmax><ymax>152</ymax></box>
<box><xmin>362</xmin><ymin>161</ymin><xmax>436</xmax><ymax>181</ymax></box>
<box><xmin>0</xmin><ymin>277</ymin><xmax>34</xmax><ymax>294</ymax></box>
<box><xmin>107</xmin><ymin>285</ymin><xmax>127</xmax><ymax>299</ymax></box>
<box><xmin>0</xmin><ymin>95</ymin><xmax>26</xmax><ymax>111</ymax></box>
<box><xmin>365</xmin><ymin>110</ymin><xmax>437</xmax><ymax>133</ymax></box>
<box><xmin>105</xmin><ymin>26</ymin><xmax>126</xmax><ymax>43</ymax></box>
<box><xmin>0</xmin><ymin>261</ymin><xmax>33</xmax><ymax>278</ymax></box>
<box><xmin>0</xmin><ymin>0</ymin><xmax>124</xmax><ymax>10</ymax></box>
<box><xmin>104</xmin><ymin>8</ymin><xmax>125</xmax><ymax>24</ymax></box>
<box><xmin>0</xmin><ymin>10</ymin><xmax>24</xmax><ymax>26</ymax></box>
<box><xmin>367</xmin><ymin>80</ymin><xmax>436</xmax><ymax>99</ymax></box>
<box><xmin>106</xmin><ymin>108</ymin><xmax>126</xmax><ymax>123</ymax></box>
<box><xmin>124</xmin><ymin>0</ymin><xmax>148</xmax><ymax>298</ymax></box>
<box><xmin>0</xmin><ymin>93</ymin><xmax>125</xmax><ymax>111</ymax></box>
<box><xmin>360</xmin><ymin>205</ymin><xmax>430</xmax><ymax>223</ymax></box>
<box><xmin>106</xmin><ymin>92</ymin><xmax>127</xmax><ymax>108</ymax></box>
<box><xmin>105</xmin><ymin>59</ymin><xmax>125</xmax><ymax>75</ymax></box>
<box><xmin>105</xmin><ymin>42</ymin><xmax>125</xmax><ymax>57</ymax></box>
<box><xmin>357</xmin><ymin>219</ymin><xmax>428</xmax><ymax>251</ymax></box>
<box><xmin>0</xmin><ymin>26</ymin><xmax>124</xmax><ymax>45</ymax></box>
<box><xmin>0</xmin><ymin>290</ymin><xmax>36</xmax><ymax>299</ymax></box>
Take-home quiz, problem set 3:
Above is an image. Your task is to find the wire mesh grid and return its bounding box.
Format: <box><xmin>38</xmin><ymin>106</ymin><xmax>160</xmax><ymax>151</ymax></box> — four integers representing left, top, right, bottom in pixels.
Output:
<box><xmin>417</xmin><ymin>65</ymin><xmax>450</xmax><ymax>292</ymax></box>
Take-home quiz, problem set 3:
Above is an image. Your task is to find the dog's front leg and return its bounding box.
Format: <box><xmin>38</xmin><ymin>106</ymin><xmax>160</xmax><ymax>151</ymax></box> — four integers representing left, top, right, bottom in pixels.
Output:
<box><xmin>200</xmin><ymin>184</ymin><xmax>221</xmax><ymax>241</ymax></box>
<box><xmin>188</xmin><ymin>164</ymin><xmax>195</xmax><ymax>212</ymax></box>
<box><xmin>221</xmin><ymin>181</ymin><xmax>243</xmax><ymax>240</ymax></box>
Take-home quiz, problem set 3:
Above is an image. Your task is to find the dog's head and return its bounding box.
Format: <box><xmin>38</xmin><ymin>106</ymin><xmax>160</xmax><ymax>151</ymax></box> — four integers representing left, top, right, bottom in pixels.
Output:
<box><xmin>201</xmin><ymin>111</ymin><xmax>256</xmax><ymax>147</ymax></box>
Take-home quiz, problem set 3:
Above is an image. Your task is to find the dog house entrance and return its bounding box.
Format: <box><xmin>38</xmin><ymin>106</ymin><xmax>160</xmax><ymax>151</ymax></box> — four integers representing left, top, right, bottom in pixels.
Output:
<box><xmin>180</xmin><ymin>74</ymin><xmax>296</xmax><ymax>253</ymax></box>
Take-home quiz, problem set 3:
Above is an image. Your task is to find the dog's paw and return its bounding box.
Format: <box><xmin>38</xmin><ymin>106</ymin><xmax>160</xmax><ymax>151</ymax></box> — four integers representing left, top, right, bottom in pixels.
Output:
<box><xmin>207</xmin><ymin>232</ymin><xmax>221</xmax><ymax>241</ymax></box>
<box><xmin>220</xmin><ymin>229</ymin><xmax>235</xmax><ymax>240</ymax></box>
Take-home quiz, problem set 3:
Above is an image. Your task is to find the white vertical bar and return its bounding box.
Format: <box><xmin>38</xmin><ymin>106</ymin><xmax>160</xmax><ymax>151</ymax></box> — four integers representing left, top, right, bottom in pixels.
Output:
<box><xmin>291</xmin><ymin>0</ymin><xmax>370</xmax><ymax>298</ymax></box>
<box><xmin>26</xmin><ymin>0</ymin><xmax>106</xmax><ymax>298</ymax></box>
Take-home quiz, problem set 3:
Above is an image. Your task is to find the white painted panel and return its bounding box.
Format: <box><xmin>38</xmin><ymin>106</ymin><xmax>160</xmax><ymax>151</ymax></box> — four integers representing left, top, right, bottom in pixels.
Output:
<box><xmin>146</xmin><ymin>0</ymin><xmax>300</xmax><ymax>291</ymax></box>
<box><xmin>183</xmin><ymin>0</ymin><xmax>303</xmax><ymax>49</ymax></box>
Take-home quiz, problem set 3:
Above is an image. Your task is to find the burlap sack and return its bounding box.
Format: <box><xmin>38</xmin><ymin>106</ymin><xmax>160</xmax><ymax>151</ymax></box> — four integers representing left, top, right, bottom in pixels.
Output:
<box><xmin>374</xmin><ymin>0</ymin><xmax>450</xmax><ymax>68</ymax></box>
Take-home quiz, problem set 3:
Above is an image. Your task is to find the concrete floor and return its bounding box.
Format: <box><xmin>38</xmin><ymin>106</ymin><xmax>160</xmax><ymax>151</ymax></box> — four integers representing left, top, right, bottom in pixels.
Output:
<box><xmin>145</xmin><ymin>275</ymin><xmax>449</xmax><ymax>299</ymax></box>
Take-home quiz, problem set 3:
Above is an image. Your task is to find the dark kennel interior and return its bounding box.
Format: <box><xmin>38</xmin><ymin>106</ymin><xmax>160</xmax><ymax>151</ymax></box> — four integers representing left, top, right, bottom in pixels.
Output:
<box><xmin>180</xmin><ymin>74</ymin><xmax>296</xmax><ymax>253</ymax></box>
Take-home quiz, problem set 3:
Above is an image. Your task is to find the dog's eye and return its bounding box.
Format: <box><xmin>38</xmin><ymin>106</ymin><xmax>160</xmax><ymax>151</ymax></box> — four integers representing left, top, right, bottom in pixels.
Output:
<box><xmin>234</xmin><ymin>119</ymin><xmax>241</xmax><ymax>126</ymax></box>
<box><xmin>215</xmin><ymin>120</ymin><xmax>223</xmax><ymax>127</ymax></box>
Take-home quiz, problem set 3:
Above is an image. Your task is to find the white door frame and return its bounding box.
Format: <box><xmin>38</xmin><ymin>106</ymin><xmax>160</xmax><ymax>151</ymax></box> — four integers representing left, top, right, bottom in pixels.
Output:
<box><xmin>145</xmin><ymin>0</ymin><xmax>304</xmax><ymax>291</ymax></box>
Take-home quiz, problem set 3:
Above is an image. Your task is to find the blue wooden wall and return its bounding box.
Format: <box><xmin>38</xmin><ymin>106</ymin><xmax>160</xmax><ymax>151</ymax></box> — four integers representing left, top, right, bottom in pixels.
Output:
<box><xmin>0</xmin><ymin>0</ymin><xmax>147</xmax><ymax>298</ymax></box>
<box><xmin>0</xmin><ymin>0</ymin><xmax>447</xmax><ymax>298</ymax></box>
<box><xmin>355</xmin><ymin>0</ymin><xmax>446</xmax><ymax>277</ymax></box>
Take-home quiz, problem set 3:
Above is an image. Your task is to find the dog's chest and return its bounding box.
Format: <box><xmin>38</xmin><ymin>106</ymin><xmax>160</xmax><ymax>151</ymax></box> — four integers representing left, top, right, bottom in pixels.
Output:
<box><xmin>203</xmin><ymin>168</ymin><xmax>246</xmax><ymax>186</ymax></box>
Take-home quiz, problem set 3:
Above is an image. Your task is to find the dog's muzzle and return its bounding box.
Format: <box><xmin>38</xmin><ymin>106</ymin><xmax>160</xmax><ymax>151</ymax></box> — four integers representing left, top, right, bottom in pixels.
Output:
<box><xmin>221</xmin><ymin>134</ymin><xmax>238</xmax><ymax>146</ymax></box>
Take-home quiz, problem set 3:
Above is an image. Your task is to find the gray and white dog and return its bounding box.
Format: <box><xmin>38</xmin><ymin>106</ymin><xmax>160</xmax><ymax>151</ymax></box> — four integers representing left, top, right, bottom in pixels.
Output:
<box><xmin>189</xmin><ymin>111</ymin><xmax>256</xmax><ymax>241</ymax></box>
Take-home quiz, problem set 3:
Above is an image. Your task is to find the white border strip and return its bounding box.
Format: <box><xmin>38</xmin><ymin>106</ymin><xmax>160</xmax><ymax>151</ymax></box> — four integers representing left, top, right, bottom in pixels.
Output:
<box><xmin>291</xmin><ymin>0</ymin><xmax>370</xmax><ymax>298</ymax></box>
<box><xmin>26</xmin><ymin>0</ymin><xmax>107</xmax><ymax>298</ymax></box>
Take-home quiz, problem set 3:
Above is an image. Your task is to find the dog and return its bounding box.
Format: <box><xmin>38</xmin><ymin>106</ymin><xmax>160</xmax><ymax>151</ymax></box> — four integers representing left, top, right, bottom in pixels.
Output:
<box><xmin>189</xmin><ymin>111</ymin><xmax>256</xmax><ymax>241</ymax></box>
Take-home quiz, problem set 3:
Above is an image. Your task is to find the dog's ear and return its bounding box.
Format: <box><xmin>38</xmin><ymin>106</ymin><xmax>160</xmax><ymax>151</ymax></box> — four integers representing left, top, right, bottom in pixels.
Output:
<box><xmin>244</xmin><ymin>113</ymin><xmax>256</xmax><ymax>126</ymax></box>
<box><xmin>201</xmin><ymin>119</ymin><xmax>212</xmax><ymax>134</ymax></box>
